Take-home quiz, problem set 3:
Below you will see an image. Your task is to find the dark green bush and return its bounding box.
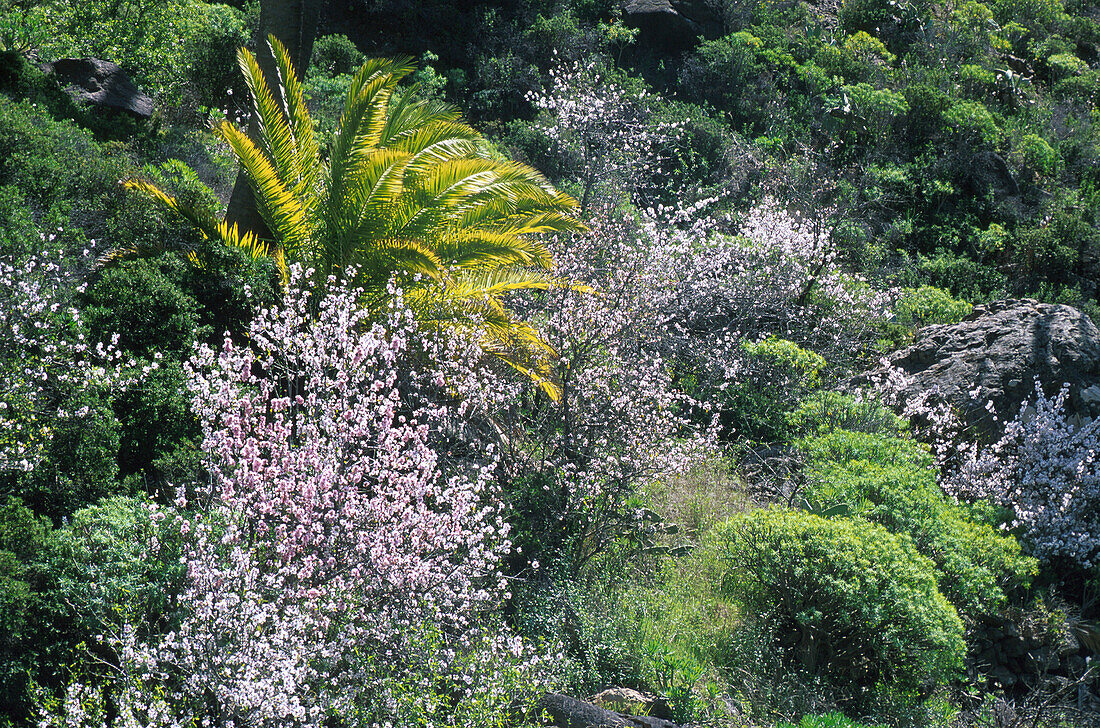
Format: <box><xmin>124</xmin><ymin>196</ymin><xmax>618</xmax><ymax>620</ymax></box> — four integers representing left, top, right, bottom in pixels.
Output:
<box><xmin>917</xmin><ymin>249</ymin><xmax>1007</xmax><ymax>300</ymax></box>
<box><xmin>0</xmin><ymin>496</ymin><xmax>57</xmax><ymax>722</ymax></box>
<box><xmin>797</xmin><ymin>429</ymin><xmax>1037</xmax><ymax>618</ymax></box>
<box><xmin>83</xmin><ymin>258</ymin><xmax>200</xmax><ymax>358</ymax></box>
<box><xmin>309</xmin><ymin>33</ymin><xmax>366</xmax><ymax>79</ymax></box>
<box><xmin>719</xmin><ymin>507</ymin><xmax>965</xmax><ymax>701</ymax></box>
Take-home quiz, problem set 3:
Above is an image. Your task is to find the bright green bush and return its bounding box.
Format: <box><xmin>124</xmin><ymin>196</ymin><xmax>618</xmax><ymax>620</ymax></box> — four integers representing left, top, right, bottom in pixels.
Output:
<box><xmin>798</xmin><ymin>429</ymin><xmax>1037</xmax><ymax>618</ymax></box>
<box><xmin>779</xmin><ymin>712</ymin><xmax>886</xmax><ymax>728</ymax></box>
<box><xmin>893</xmin><ymin>285</ymin><xmax>973</xmax><ymax>327</ymax></box>
<box><xmin>786</xmin><ymin>390</ymin><xmax>907</xmax><ymax>438</ymax></box>
<box><xmin>942</xmin><ymin>99</ymin><xmax>1003</xmax><ymax>145</ymax></box>
<box><xmin>718</xmin><ymin>508</ymin><xmax>965</xmax><ymax>698</ymax></box>
<box><xmin>717</xmin><ymin>337</ymin><xmax>826</xmax><ymax>442</ymax></box>
<box><xmin>1011</xmin><ymin>132</ymin><xmax>1059</xmax><ymax>179</ymax></box>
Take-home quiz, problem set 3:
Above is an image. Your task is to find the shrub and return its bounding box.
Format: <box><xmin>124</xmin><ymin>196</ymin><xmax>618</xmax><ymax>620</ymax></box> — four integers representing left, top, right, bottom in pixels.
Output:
<box><xmin>82</xmin><ymin>258</ymin><xmax>200</xmax><ymax>359</ymax></box>
<box><xmin>893</xmin><ymin>285</ymin><xmax>973</xmax><ymax>327</ymax></box>
<box><xmin>717</xmin><ymin>337</ymin><xmax>827</xmax><ymax>443</ymax></box>
<box><xmin>309</xmin><ymin>33</ymin><xmax>365</xmax><ymax>78</ymax></box>
<box><xmin>797</xmin><ymin>429</ymin><xmax>1037</xmax><ymax>618</ymax></box>
<box><xmin>917</xmin><ymin>248</ymin><xmax>1007</xmax><ymax>301</ymax></box>
<box><xmin>786</xmin><ymin>390</ymin><xmax>907</xmax><ymax>438</ymax></box>
<box><xmin>718</xmin><ymin>508</ymin><xmax>965</xmax><ymax>700</ymax></box>
<box><xmin>942</xmin><ymin>100</ymin><xmax>1003</xmax><ymax>146</ymax></box>
<box><xmin>779</xmin><ymin>712</ymin><xmax>887</xmax><ymax>728</ymax></box>
<box><xmin>0</xmin><ymin>496</ymin><xmax>56</xmax><ymax>723</ymax></box>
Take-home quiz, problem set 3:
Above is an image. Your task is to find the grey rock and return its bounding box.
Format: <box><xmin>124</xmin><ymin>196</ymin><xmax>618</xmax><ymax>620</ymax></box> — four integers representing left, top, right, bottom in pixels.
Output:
<box><xmin>40</xmin><ymin>58</ymin><xmax>154</xmax><ymax>118</ymax></box>
<box><xmin>879</xmin><ymin>299</ymin><xmax>1100</xmax><ymax>438</ymax></box>
<box><xmin>621</xmin><ymin>0</ymin><xmax>722</xmax><ymax>52</ymax></box>
<box><xmin>540</xmin><ymin>692</ymin><xmax>681</xmax><ymax>728</ymax></box>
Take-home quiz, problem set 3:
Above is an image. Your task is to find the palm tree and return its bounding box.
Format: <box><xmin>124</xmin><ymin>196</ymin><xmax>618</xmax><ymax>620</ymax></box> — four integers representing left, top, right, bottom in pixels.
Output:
<box><xmin>127</xmin><ymin>36</ymin><xmax>585</xmax><ymax>398</ymax></box>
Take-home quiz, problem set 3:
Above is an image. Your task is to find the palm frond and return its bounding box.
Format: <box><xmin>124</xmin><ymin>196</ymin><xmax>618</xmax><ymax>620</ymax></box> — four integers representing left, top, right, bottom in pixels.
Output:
<box><xmin>267</xmin><ymin>35</ymin><xmax>320</xmax><ymax>194</ymax></box>
<box><xmin>218</xmin><ymin>121</ymin><xmax>311</xmax><ymax>264</ymax></box>
<box><xmin>236</xmin><ymin>46</ymin><xmax>304</xmax><ymax>191</ymax></box>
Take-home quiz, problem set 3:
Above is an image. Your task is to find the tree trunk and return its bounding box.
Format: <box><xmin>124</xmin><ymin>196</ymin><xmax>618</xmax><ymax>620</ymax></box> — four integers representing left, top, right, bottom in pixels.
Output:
<box><xmin>225</xmin><ymin>0</ymin><xmax>321</xmax><ymax>238</ymax></box>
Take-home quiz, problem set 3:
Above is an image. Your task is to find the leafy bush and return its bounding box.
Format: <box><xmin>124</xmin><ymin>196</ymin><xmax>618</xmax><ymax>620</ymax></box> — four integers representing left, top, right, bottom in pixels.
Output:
<box><xmin>0</xmin><ymin>496</ymin><xmax>54</xmax><ymax>719</ymax></box>
<box><xmin>798</xmin><ymin>429</ymin><xmax>1037</xmax><ymax>618</ymax></box>
<box><xmin>779</xmin><ymin>711</ymin><xmax>887</xmax><ymax>728</ymax></box>
<box><xmin>309</xmin><ymin>33</ymin><xmax>365</xmax><ymax>78</ymax></box>
<box><xmin>1011</xmin><ymin>133</ymin><xmax>1059</xmax><ymax>179</ymax></box>
<box><xmin>718</xmin><ymin>508</ymin><xmax>965</xmax><ymax>700</ymax></box>
<box><xmin>786</xmin><ymin>390</ymin><xmax>907</xmax><ymax>438</ymax></box>
<box><xmin>893</xmin><ymin>285</ymin><xmax>973</xmax><ymax>327</ymax></box>
<box><xmin>717</xmin><ymin>337</ymin><xmax>827</xmax><ymax>442</ymax></box>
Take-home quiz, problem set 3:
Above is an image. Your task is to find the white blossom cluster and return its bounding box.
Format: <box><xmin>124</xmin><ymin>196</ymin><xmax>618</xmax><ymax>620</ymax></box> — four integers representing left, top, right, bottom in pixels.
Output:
<box><xmin>0</xmin><ymin>236</ymin><xmax>148</xmax><ymax>473</ymax></box>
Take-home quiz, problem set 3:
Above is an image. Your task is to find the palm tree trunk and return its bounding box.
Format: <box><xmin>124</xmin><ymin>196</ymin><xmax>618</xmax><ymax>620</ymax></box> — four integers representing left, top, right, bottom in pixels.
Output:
<box><xmin>225</xmin><ymin>0</ymin><xmax>321</xmax><ymax>238</ymax></box>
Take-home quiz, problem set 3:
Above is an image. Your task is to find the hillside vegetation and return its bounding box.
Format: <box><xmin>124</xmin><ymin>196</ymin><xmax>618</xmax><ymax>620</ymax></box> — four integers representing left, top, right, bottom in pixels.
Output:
<box><xmin>0</xmin><ymin>0</ymin><xmax>1098</xmax><ymax>727</ymax></box>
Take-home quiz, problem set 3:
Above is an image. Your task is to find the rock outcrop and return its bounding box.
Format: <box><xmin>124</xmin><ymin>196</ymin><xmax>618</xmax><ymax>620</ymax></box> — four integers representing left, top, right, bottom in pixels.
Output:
<box><xmin>621</xmin><ymin>0</ymin><xmax>723</xmax><ymax>53</ymax></box>
<box><xmin>879</xmin><ymin>299</ymin><xmax>1100</xmax><ymax>437</ymax></box>
<box><xmin>540</xmin><ymin>692</ymin><xmax>681</xmax><ymax>728</ymax></box>
<box><xmin>40</xmin><ymin>58</ymin><xmax>154</xmax><ymax>119</ymax></box>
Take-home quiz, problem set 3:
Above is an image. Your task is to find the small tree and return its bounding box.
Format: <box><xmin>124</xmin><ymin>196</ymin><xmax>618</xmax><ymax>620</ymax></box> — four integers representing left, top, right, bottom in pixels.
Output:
<box><xmin>41</xmin><ymin>270</ymin><xmax>538</xmax><ymax>728</ymax></box>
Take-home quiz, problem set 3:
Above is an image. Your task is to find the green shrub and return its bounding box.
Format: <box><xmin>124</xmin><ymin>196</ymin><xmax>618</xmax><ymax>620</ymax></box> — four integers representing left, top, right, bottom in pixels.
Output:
<box><xmin>786</xmin><ymin>390</ymin><xmax>907</xmax><ymax>438</ymax></box>
<box><xmin>779</xmin><ymin>711</ymin><xmax>887</xmax><ymax>728</ymax></box>
<box><xmin>83</xmin><ymin>257</ymin><xmax>200</xmax><ymax>358</ymax></box>
<box><xmin>180</xmin><ymin>1</ymin><xmax>250</xmax><ymax>113</ymax></box>
<box><xmin>893</xmin><ymin>285</ymin><xmax>973</xmax><ymax>327</ymax></box>
<box><xmin>718</xmin><ymin>508</ymin><xmax>965</xmax><ymax>699</ymax></box>
<box><xmin>0</xmin><ymin>496</ymin><xmax>56</xmax><ymax>723</ymax></box>
<box><xmin>942</xmin><ymin>100</ymin><xmax>1003</xmax><ymax>145</ymax></box>
<box><xmin>309</xmin><ymin>33</ymin><xmax>365</xmax><ymax>78</ymax></box>
<box><xmin>1010</xmin><ymin>133</ymin><xmax>1059</xmax><ymax>180</ymax></box>
<box><xmin>797</xmin><ymin>429</ymin><xmax>1038</xmax><ymax>618</ymax></box>
<box><xmin>716</xmin><ymin>337</ymin><xmax>826</xmax><ymax>443</ymax></box>
<box><xmin>50</xmin><ymin>495</ymin><xmax>184</xmax><ymax>635</ymax></box>
<box><xmin>918</xmin><ymin>249</ymin><xmax>1007</xmax><ymax>301</ymax></box>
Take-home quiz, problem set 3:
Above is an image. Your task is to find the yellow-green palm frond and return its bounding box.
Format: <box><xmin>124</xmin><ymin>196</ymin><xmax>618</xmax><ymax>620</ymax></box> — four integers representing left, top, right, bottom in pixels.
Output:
<box><xmin>267</xmin><ymin>35</ymin><xmax>320</xmax><ymax>191</ymax></box>
<box><xmin>407</xmin><ymin>284</ymin><xmax>562</xmax><ymax>400</ymax></box>
<box><xmin>380</xmin><ymin>91</ymin><xmax>469</xmax><ymax>147</ymax></box>
<box><xmin>437</xmin><ymin>231</ymin><xmax>554</xmax><ymax>269</ymax></box>
<box><xmin>217</xmin><ymin>121</ymin><xmax>312</xmax><ymax>264</ymax></box>
<box><xmin>122</xmin><ymin>178</ymin><xmax>282</xmax><ymax>277</ymax></box>
<box><xmin>339</xmin><ymin>237</ymin><xmax>446</xmax><ymax>292</ymax></box>
<box><xmin>338</xmin><ymin>147</ymin><xmax>412</xmax><ymax>233</ymax></box>
<box><xmin>330</xmin><ymin>57</ymin><xmax>416</xmax><ymax>172</ymax></box>
<box><xmin>236</xmin><ymin>46</ymin><xmax>307</xmax><ymax>194</ymax></box>
<box><xmin>443</xmin><ymin>267</ymin><xmax>583</xmax><ymax>299</ymax></box>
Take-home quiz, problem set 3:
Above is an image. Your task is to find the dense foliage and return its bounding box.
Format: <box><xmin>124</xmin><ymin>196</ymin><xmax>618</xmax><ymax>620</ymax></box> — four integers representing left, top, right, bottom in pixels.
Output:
<box><xmin>1</xmin><ymin>0</ymin><xmax>1098</xmax><ymax>726</ymax></box>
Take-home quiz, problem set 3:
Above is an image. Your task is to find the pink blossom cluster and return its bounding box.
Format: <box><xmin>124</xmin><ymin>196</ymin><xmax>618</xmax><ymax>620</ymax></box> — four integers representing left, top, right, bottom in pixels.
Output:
<box><xmin>874</xmin><ymin>365</ymin><xmax>1100</xmax><ymax>569</ymax></box>
<box><xmin>527</xmin><ymin>58</ymin><xmax>684</xmax><ymax>211</ymax></box>
<box><xmin>0</xmin><ymin>237</ymin><xmax>146</xmax><ymax>473</ymax></box>
<box><xmin>42</xmin><ymin>269</ymin><xmax>539</xmax><ymax>727</ymax></box>
<box><xmin>503</xmin><ymin>196</ymin><xmax>888</xmax><ymax>565</ymax></box>
<box><xmin>941</xmin><ymin>381</ymin><xmax>1100</xmax><ymax>568</ymax></box>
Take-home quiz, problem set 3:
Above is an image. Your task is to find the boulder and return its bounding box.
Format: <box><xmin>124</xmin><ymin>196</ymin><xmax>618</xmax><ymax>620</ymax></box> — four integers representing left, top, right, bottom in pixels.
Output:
<box><xmin>879</xmin><ymin>299</ymin><xmax>1100</xmax><ymax>438</ymax></box>
<box><xmin>540</xmin><ymin>692</ymin><xmax>681</xmax><ymax>728</ymax></box>
<box><xmin>621</xmin><ymin>0</ymin><xmax>722</xmax><ymax>53</ymax></box>
<box><xmin>39</xmin><ymin>58</ymin><xmax>154</xmax><ymax>119</ymax></box>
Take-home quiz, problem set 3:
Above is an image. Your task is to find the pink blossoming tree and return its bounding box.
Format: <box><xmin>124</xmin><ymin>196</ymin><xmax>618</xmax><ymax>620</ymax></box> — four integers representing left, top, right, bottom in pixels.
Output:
<box><xmin>41</xmin><ymin>269</ymin><xmax>540</xmax><ymax>728</ymax></box>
